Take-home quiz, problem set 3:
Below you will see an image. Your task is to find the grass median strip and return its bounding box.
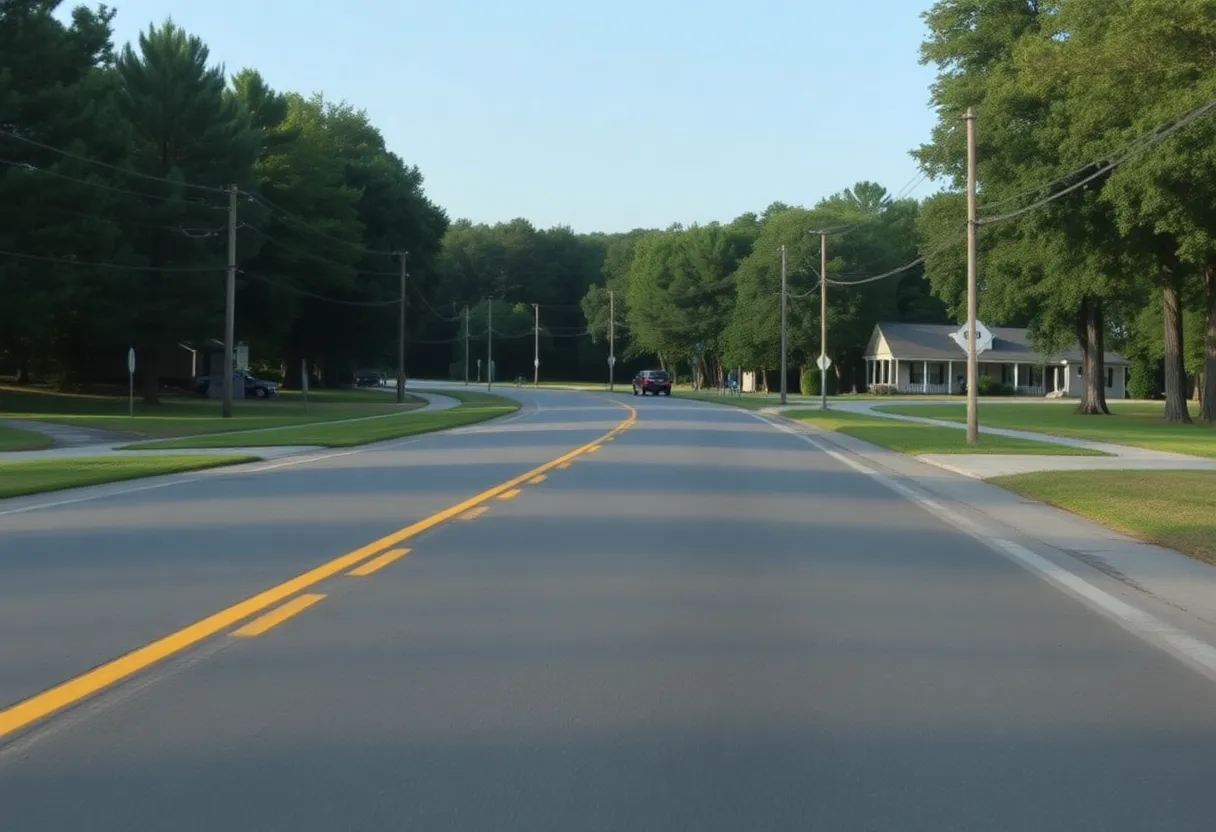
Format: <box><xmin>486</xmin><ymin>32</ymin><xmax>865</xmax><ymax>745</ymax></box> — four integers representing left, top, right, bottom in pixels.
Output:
<box><xmin>0</xmin><ymin>424</ymin><xmax>52</xmax><ymax>452</ymax></box>
<box><xmin>878</xmin><ymin>402</ymin><xmax>1216</xmax><ymax>457</ymax></box>
<box><xmin>0</xmin><ymin>384</ymin><xmax>427</xmax><ymax>439</ymax></box>
<box><xmin>992</xmin><ymin>470</ymin><xmax>1216</xmax><ymax>564</ymax></box>
<box><xmin>119</xmin><ymin>393</ymin><xmax>520</xmax><ymax>450</ymax></box>
<box><xmin>0</xmin><ymin>454</ymin><xmax>259</xmax><ymax>499</ymax></box>
<box><xmin>787</xmin><ymin>409</ymin><xmax>1104</xmax><ymax>456</ymax></box>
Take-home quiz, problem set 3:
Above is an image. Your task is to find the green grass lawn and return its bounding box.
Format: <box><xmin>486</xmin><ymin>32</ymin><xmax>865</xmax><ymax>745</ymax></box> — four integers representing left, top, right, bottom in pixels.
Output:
<box><xmin>673</xmin><ymin>390</ymin><xmax>777</xmax><ymax>411</ymax></box>
<box><xmin>992</xmin><ymin>470</ymin><xmax>1216</xmax><ymax>563</ymax></box>
<box><xmin>0</xmin><ymin>384</ymin><xmax>426</xmax><ymax>439</ymax></box>
<box><xmin>877</xmin><ymin>401</ymin><xmax>1216</xmax><ymax>457</ymax></box>
<box><xmin>0</xmin><ymin>454</ymin><xmax>258</xmax><ymax>499</ymax></box>
<box><xmin>120</xmin><ymin>390</ymin><xmax>520</xmax><ymax>449</ymax></box>
<box><xmin>0</xmin><ymin>424</ymin><xmax>53</xmax><ymax>452</ymax></box>
<box><xmin>787</xmin><ymin>408</ymin><xmax>1105</xmax><ymax>456</ymax></box>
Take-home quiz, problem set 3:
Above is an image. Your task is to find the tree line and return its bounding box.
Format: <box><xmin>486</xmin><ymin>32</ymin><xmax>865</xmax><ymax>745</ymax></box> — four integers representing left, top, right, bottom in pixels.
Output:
<box><xmin>914</xmin><ymin>0</ymin><xmax>1216</xmax><ymax>422</ymax></box>
<box><xmin>2</xmin><ymin>2</ymin><xmax>447</xmax><ymax>401</ymax></box>
<box><xmin>6</xmin><ymin>1</ymin><xmax>1215</xmax><ymax>420</ymax></box>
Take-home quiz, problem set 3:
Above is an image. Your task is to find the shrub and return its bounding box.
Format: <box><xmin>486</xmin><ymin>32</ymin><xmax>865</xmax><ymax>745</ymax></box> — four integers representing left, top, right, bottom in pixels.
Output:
<box><xmin>1128</xmin><ymin>360</ymin><xmax>1160</xmax><ymax>400</ymax></box>
<box><xmin>868</xmin><ymin>384</ymin><xmax>898</xmax><ymax>396</ymax></box>
<box><xmin>801</xmin><ymin>367</ymin><xmax>838</xmax><ymax>396</ymax></box>
<box><xmin>976</xmin><ymin>375</ymin><xmax>1000</xmax><ymax>396</ymax></box>
<box><xmin>800</xmin><ymin>367</ymin><xmax>815</xmax><ymax>397</ymax></box>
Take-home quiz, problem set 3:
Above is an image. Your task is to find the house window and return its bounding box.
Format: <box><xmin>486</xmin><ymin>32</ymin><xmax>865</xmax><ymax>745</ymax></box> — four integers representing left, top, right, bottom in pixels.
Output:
<box><xmin>1106</xmin><ymin>367</ymin><xmax>1114</xmax><ymax>388</ymax></box>
<box><xmin>1077</xmin><ymin>366</ymin><xmax>1083</xmax><ymax>376</ymax></box>
<box><xmin>909</xmin><ymin>363</ymin><xmax>923</xmax><ymax>384</ymax></box>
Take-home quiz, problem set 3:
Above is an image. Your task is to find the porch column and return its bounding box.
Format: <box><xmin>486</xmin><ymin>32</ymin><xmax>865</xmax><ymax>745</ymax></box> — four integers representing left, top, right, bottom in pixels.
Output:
<box><xmin>923</xmin><ymin>360</ymin><xmax>929</xmax><ymax>394</ymax></box>
<box><xmin>1013</xmin><ymin>362</ymin><xmax>1019</xmax><ymax>393</ymax></box>
<box><xmin>893</xmin><ymin>359</ymin><xmax>900</xmax><ymax>392</ymax></box>
<box><xmin>947</xmin><ymin>360</ymin><xmax>954</xmax><ymax>394</ymax></box>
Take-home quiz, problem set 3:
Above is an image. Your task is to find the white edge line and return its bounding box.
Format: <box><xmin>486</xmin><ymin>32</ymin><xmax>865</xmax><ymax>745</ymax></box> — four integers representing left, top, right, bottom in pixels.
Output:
<box><xmin>0</xmin><ymin>476</ymin><xmax>204</xmax><ymax>518</ymax></box>
<box><xmin>748</xmin><ymin>410</ymin><xmax>1216</xmax><ymax>684</ymax></box>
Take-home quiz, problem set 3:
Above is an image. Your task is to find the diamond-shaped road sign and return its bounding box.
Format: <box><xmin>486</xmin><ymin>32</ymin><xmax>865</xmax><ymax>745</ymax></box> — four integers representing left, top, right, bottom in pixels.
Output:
<box><xmin>816</xmin><ymin>354</ymin><xmax>832</xmax><ymax>371</ymax></box>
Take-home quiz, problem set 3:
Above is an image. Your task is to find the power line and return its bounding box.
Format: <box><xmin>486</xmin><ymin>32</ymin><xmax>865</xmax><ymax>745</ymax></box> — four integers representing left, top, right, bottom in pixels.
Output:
<box><xmin>0</xmin><ymin>158</ymin><xmax>228</xmax><ymax>207</ymax></box>
<box><xmin>824</xmin><ymin>228</ymin><xmax>966</xmax><ymax>286</ymax></box>
<box><xmin>240</xmin><ymin>190</ymin><xmax>401</xmax><ymax>258</ymax></box>
<box><xmin>408</xmin><ymin>280</ymin><xmax>466</xmax><ymax>321</ymax></box>
<box><xmin>242</xmin><ymin>272</ymin><xmax>403</xmax><ymax>307</ymax></box>
<box><xmin>237</xmin><ymin>223</ymin><xmax>398</xmax><ymax>276</ymax></box>
<box><xmin>0</xmin><ymin>128</ymin><xmax>229</xmax><ymax>194</ymax></box>
<box><xmin>0</xmin><ymin>248</ymin><xmax>222</xmax><ymax>272</ymax></box>
<box><xmin>978</xmin><ymin>92</ymin><xmax>1216</xmax><ymax>223</ymax></box>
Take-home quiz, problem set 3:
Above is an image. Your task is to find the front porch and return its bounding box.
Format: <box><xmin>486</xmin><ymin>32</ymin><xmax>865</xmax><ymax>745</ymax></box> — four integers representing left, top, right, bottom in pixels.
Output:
<box><xmin>864</xmin><ymin>358</ymin><xmax>1054</xmax><ymax>396</ymax></box>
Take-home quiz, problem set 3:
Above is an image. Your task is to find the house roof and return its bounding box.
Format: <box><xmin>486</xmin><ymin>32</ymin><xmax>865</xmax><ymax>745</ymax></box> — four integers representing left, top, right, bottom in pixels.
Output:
<box><xmin>867</xmin><ymin>322</ymin><xmax>1130</xmax><ymax>365</ymax></box>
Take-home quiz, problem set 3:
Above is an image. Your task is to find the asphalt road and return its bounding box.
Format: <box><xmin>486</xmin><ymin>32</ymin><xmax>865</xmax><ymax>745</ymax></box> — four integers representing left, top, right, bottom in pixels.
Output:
<box><xmin>4</xmin><ymin>387</ymin><xmax>1216</xmax><ymax>830</ymax></box>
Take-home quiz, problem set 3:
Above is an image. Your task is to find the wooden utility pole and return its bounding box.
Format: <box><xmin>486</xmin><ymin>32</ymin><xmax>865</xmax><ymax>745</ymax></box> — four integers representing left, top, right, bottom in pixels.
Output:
<box><xmin>222</xmin><ymin>184</ymin><xmax>237</xmax><ymax>418</ymax></box>
<box><xmin>965</xmin><ymin>106</ymin><xmax>979</xmax><ymax>443</ymax></box>
<box><xmin>396</xmin><ymin>251</ymin><xmax>408</xmax><ymax>404</ymax></box>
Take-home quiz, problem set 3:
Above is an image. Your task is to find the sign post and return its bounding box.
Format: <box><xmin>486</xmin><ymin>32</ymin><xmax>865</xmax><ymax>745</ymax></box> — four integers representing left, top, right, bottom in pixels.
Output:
<box><xmin>817</xmin><ymin>354</ymin><xmax>832</xmax><ymax>411</ymax></box>
<box><xmin>301</xmin><ymin>358</ymin><xmax>309</xmax><ymax>414</ymax></box>
<box><xmin>127</xmin><ymin>347</ymin><xmax>136</xmax><ymax>417</ymax></box>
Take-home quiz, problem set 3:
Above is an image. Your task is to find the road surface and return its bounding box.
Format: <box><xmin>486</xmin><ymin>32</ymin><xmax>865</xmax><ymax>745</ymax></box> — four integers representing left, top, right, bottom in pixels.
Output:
<box><xmin>4</xmin><ymin>388</ymin><xmax>1216</xmax><ymax>830</ymax></box>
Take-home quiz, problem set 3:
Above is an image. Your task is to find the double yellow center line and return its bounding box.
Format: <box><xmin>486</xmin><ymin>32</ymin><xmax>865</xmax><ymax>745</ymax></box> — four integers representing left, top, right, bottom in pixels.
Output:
<box><xmin>0</xmin><ymin>401</ymin><xmax>636</xmax><ymax>741</ymax></box>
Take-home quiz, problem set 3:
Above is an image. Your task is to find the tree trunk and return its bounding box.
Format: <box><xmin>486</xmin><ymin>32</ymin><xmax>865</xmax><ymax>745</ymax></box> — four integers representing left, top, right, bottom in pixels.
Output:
<box><xmin>283</xmin><ymin>354</ymin><xmax>304</xmax><ymax>390</ymax></box>
<box><xmin>14</xmin><ymin>360</ymin><xmax>30</xmax><ymax>385</ymax></box>
<box><xmin>1076</xmin><ymin>297</ymin><xmax>1110</xmax><ymax>415</ymax></box>
<box><xmin>142</xmin><ymin>371</ymin><xmax>160</xmax><ymax>405</ymax></box>
<box><xmin>1202</xmin><ymin>260</ymin><xmax>1216</xmax><ymax>422</ymax></box>
<box><xmin>1162</xmin><ymin>274</ymin><xmax>1192</xmax><ymax>423</ymax></box>
<box><xmin>760</xmin><ymin>367</ymin><xmax>768</xmax><ymax>393</ymax></box>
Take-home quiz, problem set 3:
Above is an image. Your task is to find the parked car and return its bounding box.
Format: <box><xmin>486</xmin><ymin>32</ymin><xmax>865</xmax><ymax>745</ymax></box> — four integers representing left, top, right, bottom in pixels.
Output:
<box><xmin>194</xmin><ymin>370</ymin><xmax>278</xmax><ymax>398</ymax></box>
<box><xmin>632</xmin><ymin>369</ymin><xmax>672</xmax><ymax>396</ymax></box>
<box><xmin>354</xmin><ymin>368</ymin><xmax>386</xmax><ymax>387</ymax></box>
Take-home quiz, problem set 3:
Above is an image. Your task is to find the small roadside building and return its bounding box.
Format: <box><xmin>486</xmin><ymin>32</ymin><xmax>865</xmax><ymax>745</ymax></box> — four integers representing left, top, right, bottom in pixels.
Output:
<box><xmin>863</xmin><ymin>321</ymin><xmax>1131</xmax><ymax>398</ymax></box>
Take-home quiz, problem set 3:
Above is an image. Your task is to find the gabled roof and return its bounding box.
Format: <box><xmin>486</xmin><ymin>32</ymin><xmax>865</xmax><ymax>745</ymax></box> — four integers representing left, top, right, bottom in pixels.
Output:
<box><xmin>867</xmin><ymin>322</ymin><xmax>1130</xmax><ymax>365</ymax></box>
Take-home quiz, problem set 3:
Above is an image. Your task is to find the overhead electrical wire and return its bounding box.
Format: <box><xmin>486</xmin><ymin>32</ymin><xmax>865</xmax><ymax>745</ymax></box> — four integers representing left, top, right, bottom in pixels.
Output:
<box><xmin>240</xmin><ymin>189</ymin><xmax>403</xmax><ymax>259</ymax></box>
<box><xmin>978</xmin><ymin>92</ymin><xmax>1216</xmax><ymax>223</ymax></box>
<box><xmin>0</xmin><ymin>248</ymin><xmax>223</xmax><ymax>272</ymax></box>
<box><xmin>0</xmin><ymin>158</ymin><xmax>228</xmax><ymax>208</ymax></box>
<box><xmin>0</xmin><ymin>128</ymin><xmax>230</xmax><ymax>194</ymax></box>
<box><xmin>242</xmin><ymin>272</ymin><xmax>403</xmax><ymax>307</ymax></box>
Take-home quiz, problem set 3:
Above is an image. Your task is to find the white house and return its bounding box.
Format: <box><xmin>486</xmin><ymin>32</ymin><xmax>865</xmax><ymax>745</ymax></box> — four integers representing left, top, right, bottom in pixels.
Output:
<box><xmin>863</xmin><ymin>321</ymin><xmax>1131</xmax><ymax>398</ymax></box>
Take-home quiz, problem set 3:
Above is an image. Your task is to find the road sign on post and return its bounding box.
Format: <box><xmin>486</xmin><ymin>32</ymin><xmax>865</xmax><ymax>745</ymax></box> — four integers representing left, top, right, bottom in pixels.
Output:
<box><xmin>127</xmin><ymin>347</ymin><xmax>135</xmax><ymax>417</ymax></box>
<box><xmin>608</xmin><ymin>355</ymin><xmax>616</xmax><ymax>366</ymax></box>
<box><xmin>534</xmin><ymin>358</ymin><xmax>540</xmax><ymax>368</ymax></box>
<box><xmin>816</xmin><ymin>354</ymin><xmax>832</xmax><ymax>371</ymax></box>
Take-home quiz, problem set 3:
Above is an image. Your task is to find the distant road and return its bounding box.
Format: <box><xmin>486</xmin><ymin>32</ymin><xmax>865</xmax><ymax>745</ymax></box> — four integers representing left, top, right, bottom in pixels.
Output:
<box><xmin>4</xmin><ymin>388</ymin><xmax>1216</xmax><ymax>830</ymax></box>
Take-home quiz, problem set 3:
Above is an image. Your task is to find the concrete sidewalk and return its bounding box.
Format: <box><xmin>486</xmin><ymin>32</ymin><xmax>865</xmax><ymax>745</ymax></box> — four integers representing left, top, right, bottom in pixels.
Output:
<box><xmin>766</xmin><ymin>400</ymin><xmax>1216</xmax><ymax>478</ymax></box>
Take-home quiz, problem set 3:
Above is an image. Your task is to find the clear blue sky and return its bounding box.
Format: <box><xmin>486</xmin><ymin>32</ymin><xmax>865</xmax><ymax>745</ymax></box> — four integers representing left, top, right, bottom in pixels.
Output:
<box><xmin>99</xmin><ymin>0</ymin><xmax>941</xmax><ymax>233</ymax></box>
